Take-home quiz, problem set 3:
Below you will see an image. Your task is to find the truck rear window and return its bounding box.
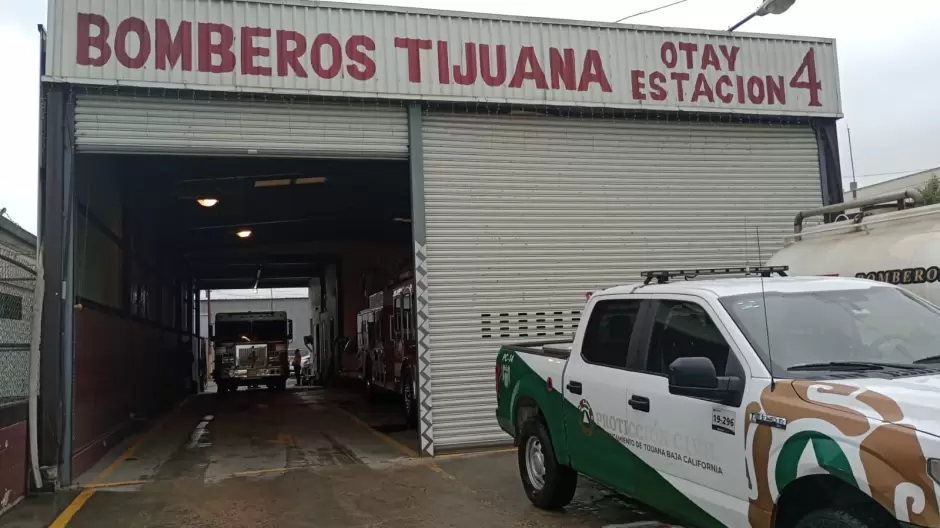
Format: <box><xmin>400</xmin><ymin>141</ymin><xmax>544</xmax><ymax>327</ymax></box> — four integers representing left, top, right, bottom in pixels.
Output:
<box><xmin>216</xmin><ymin>320</ymin><xmax>288</xmax><ymax>343</ymax></box>
<box><xmin>581</xmin><ymin>300</ymin><xmax>642</xmax><ymax>368</ymax></box>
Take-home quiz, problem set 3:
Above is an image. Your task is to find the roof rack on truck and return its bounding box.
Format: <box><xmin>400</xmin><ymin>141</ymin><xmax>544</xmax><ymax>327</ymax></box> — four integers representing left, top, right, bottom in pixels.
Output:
<box><xmin>641</xmin><ymin>266</ymin><xmax>789</xmax><ymax>285</ymax></box>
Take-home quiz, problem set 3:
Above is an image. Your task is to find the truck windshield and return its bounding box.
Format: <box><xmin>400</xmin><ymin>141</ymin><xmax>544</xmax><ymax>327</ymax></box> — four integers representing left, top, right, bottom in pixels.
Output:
<box><xmin>215</xmin><ymin>320</ymin><xmax>288</xmax><ymax>343</ymax></box>
<box><xmin>719</xmin><ymin>286</ymin><xmax>940</xmax><ymax>376</ymax></box>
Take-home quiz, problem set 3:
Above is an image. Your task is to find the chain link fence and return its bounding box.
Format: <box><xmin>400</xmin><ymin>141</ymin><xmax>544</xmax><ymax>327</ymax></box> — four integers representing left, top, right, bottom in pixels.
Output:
<box><xmin>0</xmin><ymin>243</ymin><xmax>36</xmax><ymax>406</ymax></box>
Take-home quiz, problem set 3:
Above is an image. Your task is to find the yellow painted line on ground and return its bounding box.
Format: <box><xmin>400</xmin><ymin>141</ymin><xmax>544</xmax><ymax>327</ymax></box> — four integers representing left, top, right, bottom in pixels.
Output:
<box><xmin>326</xmin><ymin>402</ymin><xmax>419</xmax><ymax>458</ymax></box>
<box><xmin>48</xmin><ymin>490</ymin><xmax>95</xmax><ymax>528</ymax></box>
<box><xmin>227</xmin><ymin>465</ymin><xmax>312</xmax><ymax>479</ymax></box>
<box><xmin>80</xmin><ymin>479</ymin><xmax>152</xmax><ymax>490</ymax></box>
<box><xmin>49</xmin><ymin>397</ymin><xmax>192</xmax><ymax>527</ymax></box>
<box><xmin>431</xmin><ymin>447</ymin><xmax>516</xmax><ymax>460</ymax></box>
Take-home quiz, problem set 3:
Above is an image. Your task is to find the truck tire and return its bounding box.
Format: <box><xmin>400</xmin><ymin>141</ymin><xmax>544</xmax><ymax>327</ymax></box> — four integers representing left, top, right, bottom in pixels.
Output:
<box><xmin>364</xmin><ymin>361</ymin><xmax>376</xmax><ymax>402</ymax></box>
<box><xmin>402</xmin><ymin>367</ymin><xmax>419</xmax><ymax>428</ymax></box>
<box><xmin>517</xmin><ymin>418</ymin><xmax>577</xmax><ymax>510</ymax></box>
<box><xmin>793</xmin><ymin>505</ymin><xmax>895</xmax><ymax>528</ymax></box>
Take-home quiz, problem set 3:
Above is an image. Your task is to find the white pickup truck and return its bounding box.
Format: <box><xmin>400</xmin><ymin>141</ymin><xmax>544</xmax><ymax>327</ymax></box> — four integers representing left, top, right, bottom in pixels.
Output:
<box><xmin>496</xmin><ymin>267</ymin><xmax>940</xmax><ymax>528</ymax></box>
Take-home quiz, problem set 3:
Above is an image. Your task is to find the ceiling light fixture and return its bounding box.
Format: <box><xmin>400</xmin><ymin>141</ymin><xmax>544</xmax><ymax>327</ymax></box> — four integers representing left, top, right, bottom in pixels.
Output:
<box><xmin>254</xmin><ymin>179</ymin><xmax>292</xmax><ymax>188</ymax></box>
<box><xmin>295</xmin><ymin>177</ymin><xmax>327</xmax><ymax>185</ymax></box>
<box><xmin>197</xmin><ymin>198</ymin><xmax>219</xmax><ymax>208</ymax></box>
<box><xmin>393</xmin><ymin>217</ymin><xmax>413</xmax><ymax>224</ymax></box>
<box><xmin>236</xmin><ymin>229</ymin><xmax>253</xmax><ymax>239</ymax></box>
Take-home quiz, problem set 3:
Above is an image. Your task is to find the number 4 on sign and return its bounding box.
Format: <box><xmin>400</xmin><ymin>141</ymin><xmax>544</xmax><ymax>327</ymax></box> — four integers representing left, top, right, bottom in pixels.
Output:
<box><xmin>790</xmin><ymin>48</ymin><xmax>822</xmax><ymax>107</ymax></box>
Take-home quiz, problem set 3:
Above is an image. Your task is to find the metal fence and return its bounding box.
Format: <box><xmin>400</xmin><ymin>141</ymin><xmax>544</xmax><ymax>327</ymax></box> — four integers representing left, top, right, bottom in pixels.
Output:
<box><xmin>0</xmin><ymin>244</ymin><xmax>36</xmax><ymax>405</ymax></box>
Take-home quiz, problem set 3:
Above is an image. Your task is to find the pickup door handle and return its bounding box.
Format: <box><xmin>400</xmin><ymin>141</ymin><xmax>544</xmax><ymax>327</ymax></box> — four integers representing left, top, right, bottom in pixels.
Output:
<box><xmin>566</xmin><ymin>381</ymin><xmax>583</xmax><ymax>395</ymax></box>
<box><xmin>629</xmin><ymin>395</ymin><xmax>650</xmax><ymax>413</ymax></box>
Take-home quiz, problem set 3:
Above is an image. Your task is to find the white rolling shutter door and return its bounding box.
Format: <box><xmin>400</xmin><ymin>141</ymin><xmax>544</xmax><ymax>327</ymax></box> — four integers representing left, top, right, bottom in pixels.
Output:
<box><xmin>74</xmin><ymin>94</ymin><xmax>408</xmax><ymax>159</ymax></box>
<box><xmin>422</xmin><ymin>112</ymin><xmax>822</xmax><ymax>449</ymax></box>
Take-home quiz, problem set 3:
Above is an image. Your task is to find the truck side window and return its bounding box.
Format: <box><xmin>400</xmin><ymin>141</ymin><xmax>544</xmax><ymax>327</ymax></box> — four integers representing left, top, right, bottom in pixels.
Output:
<box><xmin>404</xmin><ymin>293</ymin><xmax>413</xmax><ymax>339</ymax></box>
<box><xmin>645</xmin><ymin>300</ymin><xmax>732</xmax><ymax>376</ymax></box>
<box><xmin>394</xmin><ymin>296</ymin><xmax>403</xmax><ymax>339</ymax></box>
<box><xmin>581</xmin><ymin>300</ymin><xmax>642</xmax><ymax>368</ymax></box>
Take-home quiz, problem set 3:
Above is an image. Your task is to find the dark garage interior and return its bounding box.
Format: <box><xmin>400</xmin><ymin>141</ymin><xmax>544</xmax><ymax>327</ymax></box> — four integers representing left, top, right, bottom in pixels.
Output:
<box><xmin>68</xmin><ymin>153</ymin><xmax>414</xmax><ymax>477</ymax></box>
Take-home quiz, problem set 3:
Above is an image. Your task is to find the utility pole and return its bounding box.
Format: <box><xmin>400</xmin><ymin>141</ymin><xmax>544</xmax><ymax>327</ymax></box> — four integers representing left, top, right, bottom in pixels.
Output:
<box><xmin>206</xmin><ymin>289</ymin><xmax>213</xmax><ymax>382</ymax></box>
<box><xmin>847</xmin><ymin>128</ymin><xmax>858</xmax><ymax>200</ymax></box>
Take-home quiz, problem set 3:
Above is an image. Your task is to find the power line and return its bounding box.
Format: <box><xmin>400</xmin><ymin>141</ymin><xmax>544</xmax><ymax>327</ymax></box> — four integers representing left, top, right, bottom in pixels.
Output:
<box><xmin>614</xmin><ymin>0</ymin><xmax>692</xmax><ymax>23</ymax></box>
<box><xmin>841</xmin><ymin>166</ymin><xmax>940</xmax><ymax>181</ymax></box>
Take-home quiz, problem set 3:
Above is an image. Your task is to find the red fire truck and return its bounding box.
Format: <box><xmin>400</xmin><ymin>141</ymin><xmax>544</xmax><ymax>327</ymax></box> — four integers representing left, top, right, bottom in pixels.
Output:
<box><xmin>356</xmin><ymin>272</ymin><xmax>418</xmax><ymax>426</ymax></box>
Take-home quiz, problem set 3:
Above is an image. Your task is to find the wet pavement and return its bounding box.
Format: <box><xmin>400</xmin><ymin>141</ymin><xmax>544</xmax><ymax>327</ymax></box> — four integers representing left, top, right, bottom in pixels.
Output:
<box><xmin>2</xmin><ymin>385</ymin><xmax>676</xmax><ymax>528</ymax></box>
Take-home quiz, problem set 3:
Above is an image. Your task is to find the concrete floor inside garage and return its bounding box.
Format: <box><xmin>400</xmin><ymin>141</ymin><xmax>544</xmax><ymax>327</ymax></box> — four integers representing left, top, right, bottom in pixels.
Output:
<box><xmin>5</xmin><ymin>383</ymin><xmax>678</xmax><ymax>528</ymax></box>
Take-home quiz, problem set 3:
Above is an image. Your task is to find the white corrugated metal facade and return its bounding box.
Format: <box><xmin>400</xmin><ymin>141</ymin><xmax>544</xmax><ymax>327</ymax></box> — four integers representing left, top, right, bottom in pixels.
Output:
<box><xmin>422</xmin><ymin>112</ymin><xmax>822</xmax><ymax>448</ymax></box>
<box><xmin>74</xmin><ymin>94</ymin><xmax>409</xmax><ymax>158</ymax></box>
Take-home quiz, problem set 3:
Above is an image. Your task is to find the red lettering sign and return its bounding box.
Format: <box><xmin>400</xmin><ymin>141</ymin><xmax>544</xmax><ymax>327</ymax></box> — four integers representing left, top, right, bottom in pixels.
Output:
<box><xmin>70</xmin><ymin>12</ymin><xmax>828</xmax><ymax>111</ymax></box>
<box><xmin>241</xmin><ymin>27</ymin><xmax>272</xmax><ymax>76</ymax></box>
<box><xmin>156</xmin><ymin>20</ymin><xmax>192</xmax><ymax>71</ymax></box>
<box><xmin>198</xmin><ymin>22</ymin><xmax>235</xmax><ymax>73</ymax></box>
<box><xmin>277</xmin><ymin>30</ymin><xmax>307</xmax><ymax>78</ymax></box>
<box><xmin>346</xmin><ymin>36</ymin><xmax>377</xmax><ymax>81</ymax></box>
<box><xmin>77</xmin><ymin>13</ymin><xmax>111</xmax><ymax>67</ymax></box>
<box><xmin>629</xmin><ymin>40</ymin><xmax>822</xmax><ymax>107</ymax></box>
<box><xmin>115</xmin><ymin>17</ymin><xmax>150</xmax><ymax>69</ymax></box>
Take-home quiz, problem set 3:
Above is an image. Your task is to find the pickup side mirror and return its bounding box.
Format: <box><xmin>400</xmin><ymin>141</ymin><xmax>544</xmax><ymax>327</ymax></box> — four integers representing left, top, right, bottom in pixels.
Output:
<box><xmin>668</xmin><ymin>357</ymin><xmax>743</xmax><ymax>407</ymax></box>
<box><xmin>288</xmin><ymin>320</ymin><xmax>293</xmax><ymax>339</ymax></box>
<box><xmin>209</xmin><ymin>324</ymin><xmax>214</xmax><ymax>340</ymax></box>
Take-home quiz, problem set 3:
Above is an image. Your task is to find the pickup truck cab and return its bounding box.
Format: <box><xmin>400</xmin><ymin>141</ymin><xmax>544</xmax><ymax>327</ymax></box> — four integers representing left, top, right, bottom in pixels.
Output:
<box><xmin>496</xmin><ymin>268</ymin><xmax>940</xmax><ymax>528</ymax></box>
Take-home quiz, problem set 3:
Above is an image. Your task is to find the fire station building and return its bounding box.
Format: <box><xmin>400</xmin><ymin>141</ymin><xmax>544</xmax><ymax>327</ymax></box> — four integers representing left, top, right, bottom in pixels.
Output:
<box><xmin>36</xmin><ymin>0</ymin><xmax>842</xmax><ymax>485</ymax></box>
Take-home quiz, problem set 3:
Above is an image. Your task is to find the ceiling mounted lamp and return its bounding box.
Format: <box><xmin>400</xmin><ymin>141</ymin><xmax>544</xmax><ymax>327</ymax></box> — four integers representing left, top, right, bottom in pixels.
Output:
<box><xmin>254</xmin><ymin>179</ymin><xmax>292</xmax><ymax>188</ymax></box>
<box><xmin>197</xmin><ymin>198</ymin><xmax>219</xmax><ymax>208</ymax></box>
<box><xmin>236</xmin><ymin>229</ymin><xmax>253</xmax><ymax>239</ymax></box>
<box><xmin>295</xmin><ymin>177</ymin><xmax>327</xmax><ymax>185</ymax></box>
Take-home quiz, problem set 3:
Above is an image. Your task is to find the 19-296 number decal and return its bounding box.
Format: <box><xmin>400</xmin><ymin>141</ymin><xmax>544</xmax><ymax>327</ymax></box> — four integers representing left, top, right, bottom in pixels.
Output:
<box><xmin>712</xmin><ymin>407</ymin><xmax>736</xmax><ymax>435</ymax></box>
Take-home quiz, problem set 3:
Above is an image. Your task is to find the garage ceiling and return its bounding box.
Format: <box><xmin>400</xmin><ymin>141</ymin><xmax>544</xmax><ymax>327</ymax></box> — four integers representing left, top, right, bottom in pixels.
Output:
<box><xmin>102</xmin><ymin>154</ymin><xmax>412</xmax><ymax>289</ymax></box>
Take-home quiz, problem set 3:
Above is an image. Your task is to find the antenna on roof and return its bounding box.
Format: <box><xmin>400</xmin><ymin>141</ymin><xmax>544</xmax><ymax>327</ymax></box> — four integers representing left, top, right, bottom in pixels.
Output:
<box><xmin>756</xmin><ymin>226</ymin><xmax>776</xmax><ymax>392</ymax></box>
<box><xmin>743</xmin><ymin>216</ymin><xmax>752</xmax><ymax>276</ymax></box>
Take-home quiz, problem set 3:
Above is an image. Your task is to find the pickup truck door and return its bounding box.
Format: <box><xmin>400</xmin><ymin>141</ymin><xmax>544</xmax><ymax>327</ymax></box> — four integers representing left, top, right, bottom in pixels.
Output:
<box><xmin>619</xmin><ymin>294</ymin><xmax>751</xmax><ymax>527</ymax></box>
<box><xmin>562</xmin><ymin>298</ymin><xmax>647</xmax><ymax>496</ymax></box>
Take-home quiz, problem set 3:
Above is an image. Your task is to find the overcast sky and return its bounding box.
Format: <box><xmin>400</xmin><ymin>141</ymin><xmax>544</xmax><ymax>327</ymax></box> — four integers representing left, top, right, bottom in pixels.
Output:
<box><xmin>2</xmin><ymin>0</ymin><xmax>938</xmax><ymax>233</ymax></box>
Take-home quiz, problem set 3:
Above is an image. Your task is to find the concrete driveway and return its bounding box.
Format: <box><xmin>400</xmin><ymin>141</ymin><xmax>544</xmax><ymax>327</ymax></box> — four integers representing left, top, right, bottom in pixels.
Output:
<box><xmin>3</xmin><ymin>387</ymin><xmax>676</xmax><ymax>528</ymax></box>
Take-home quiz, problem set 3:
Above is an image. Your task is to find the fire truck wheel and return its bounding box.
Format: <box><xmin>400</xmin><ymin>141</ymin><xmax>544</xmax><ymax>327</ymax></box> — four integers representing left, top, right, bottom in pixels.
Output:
<box><xmin>403</xmin><ymin>369</ymin><xmax>418</xmax><ymax>428</ymax></box>
<box><xmin>364</xmin><ymin>366</ymin><xmax>376</xmax><ymax>402</ymax></box>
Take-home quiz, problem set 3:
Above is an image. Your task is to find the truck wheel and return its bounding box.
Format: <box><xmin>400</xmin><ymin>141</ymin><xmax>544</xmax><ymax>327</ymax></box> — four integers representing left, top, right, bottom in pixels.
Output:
<box><xmin>402</xmin><ymin>369</ymin><xmax>419</xmax><ymax>428</ymax></box>
<box><xmin>794</xmin><ymin>505</ymin><xmax>895</xmax><ymax>528</ymax></box>
<box><xmin>517</xmin><ymin>418</ymin><xmax>577</xmax><ymax>510</ymax></box>
<box><xmin>364</xmin><ymin>364</ymin><xmax>376</xmax><ymax>402</ymax></box>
